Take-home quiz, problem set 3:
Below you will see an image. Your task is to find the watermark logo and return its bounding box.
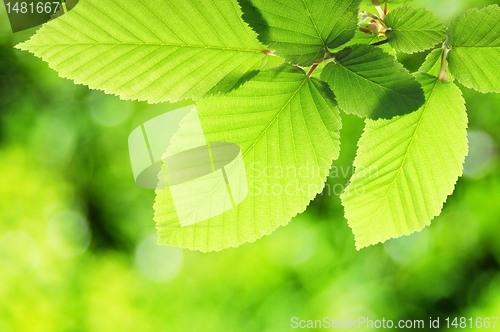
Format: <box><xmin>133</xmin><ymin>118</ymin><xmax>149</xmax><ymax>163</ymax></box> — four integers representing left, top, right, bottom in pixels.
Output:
<box><xmin>4</xmin><ymin>0</ymin><xmax>78</xmax><ymax>33</ymax></box>
<box><xmin>128</xmin><ymin>106</ymin><xmax>248</xmax><ymax>226</ymax></box>
<box><xmin>247</xmin><ymin>162</ymin><xmax>378</xmax><ymax>197</ymax></box>
<box><xmin>164</xmin><ymin>142</ymin><xmax>247</xmax><ymax>227</ymax></box>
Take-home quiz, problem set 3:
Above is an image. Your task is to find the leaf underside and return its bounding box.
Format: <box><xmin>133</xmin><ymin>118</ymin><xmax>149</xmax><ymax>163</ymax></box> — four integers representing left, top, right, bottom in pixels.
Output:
<box><xmin>154</xmin><ymin>65</ymin><xmax>341</xmax><ymax>252</ymax></box>
<box><xmin>16</xmin><ymin>0</ymin><xmax>268</xmax><ymax>103</ymax></box>
<box><xmin>341</xmin><ymin>74</ymin><xmax>468</xmax><ymax>250</ymax></box>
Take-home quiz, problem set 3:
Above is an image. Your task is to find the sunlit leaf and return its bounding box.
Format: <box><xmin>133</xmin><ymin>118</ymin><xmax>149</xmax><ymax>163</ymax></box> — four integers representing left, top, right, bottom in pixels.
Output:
<box><xmin>418</xmin><ymin>48</ymin><xmax>443</xmax><ymax>76</ymax></box>
<box><xmin>16</xmin><ymin>0</ymin><xmax>267</xmax><ymax>103</ymax></box>
<box><xmin>341</xmin><ymin>74</ymin><xmax>468</xmax><ymax>249</ymax></box>
<box><xmin>384</xmin><ymin>6</ymin><xmax>446</xmax><ymax>54</ymax></box>
<box><xmin>448</xmin><ymin>4</ymin><xmax>500</xmax><ymax>93</ymax></box>
<box><xmin>154</xmin><ymin>65</ymin><xmax>341</xmax><ymax>252</ymax></box>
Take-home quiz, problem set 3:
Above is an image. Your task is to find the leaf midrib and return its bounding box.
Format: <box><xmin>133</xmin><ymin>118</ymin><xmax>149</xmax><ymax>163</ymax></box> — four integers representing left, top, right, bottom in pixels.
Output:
<box><xmin>357</xmin><ymin>79</ymin><xmax>439</xmax><ymax>244</ymax></box>
<box><xmin>166</xmin><ymin>75</ymin><xmax>310</xmax><ymax>234</ymax></box>
<box><xmin>22</xmin><ymin>42</ymin><xmax>264</xmax><ymax>53</ymax></box>
<box><xmin>300</xmin><ymin>0</ymin><xmax>327</xmax><ymax>52</ymax></box>
<box><xmin>338</xmin><ymin>62</ymin><xmax>423</xmax><ymax>101</ymax></box>
<box><xmin>240</xmin><ymin>77</ymin><xmax>310</xmax><ymax>160</ymax></box>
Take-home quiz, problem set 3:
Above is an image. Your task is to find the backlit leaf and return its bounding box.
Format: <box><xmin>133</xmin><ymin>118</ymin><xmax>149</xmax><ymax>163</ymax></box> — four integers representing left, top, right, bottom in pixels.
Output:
<box><xmin>448</xmin><ymin>5</ymin><xmax>500</xmax><ymax>93</ymax></box>
<box><xmin>384</xmin><ymin>6</ymin><xmax>446</xmax><ymax>54</ymax></box>
<box><xmin>341</xmin><ymin>74</ymin><xmax>468</xmax><ymax>249</ymax></box>
<box><xmin>16</xmin><ymin>0</ymin><xmax>268</xmax><ymax>103</ymax></box>
<box><xmin>154</xmin><ymin>65</ymin><xmax>341</xmax><ymax>252</ymax></box>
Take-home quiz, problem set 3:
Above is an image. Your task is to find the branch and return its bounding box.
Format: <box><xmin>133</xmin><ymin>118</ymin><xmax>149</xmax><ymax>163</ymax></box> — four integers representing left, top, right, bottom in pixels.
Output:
<box><xmin>370</xmin><ymin>39</ymin><xmax>389</xmax><ymax>47</ymax></box>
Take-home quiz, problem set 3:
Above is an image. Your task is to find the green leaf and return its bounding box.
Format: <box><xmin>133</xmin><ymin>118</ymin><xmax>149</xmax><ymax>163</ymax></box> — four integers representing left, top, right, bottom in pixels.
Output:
<box><xmin>384</xmin><ymin>6</ymin><xmax>446</xmax><ymax>54</ymax></box>
<box><xmin>16</xmin><ymin>0</ymin><xmax>267</xmax><ymax>103</ymax></box>
<box><xmin>341</xmin><ymin>74</ymin><xmax>468</xmax><ymax>250</ymax></box>
<box><xmin>419</xmin><ymin>48</ymin><xmax>454</xmax><ymax>82</ymax></box>
<box><xmin>321</xmin><ymin>44</ymin><xmax>425</xmax><ymax>119</ymax></box>
<box><xmin>418</xmin><ymin>48</ymin><xmax>443</xmax><ymax>76</ymax></box>
<box><xmin>154</xmin><ymin>65</ymin><xmax>341</xmax><ymax>252</ymax></box>
<box><xmin>239</xmin><ymin>0</ymin><xmax>361</xmax><ymax>66</ymax></box>
<box><xmin>447</xmin><ymin>4</ymin><xmax>500</xmax><ymax>93</ymax></box>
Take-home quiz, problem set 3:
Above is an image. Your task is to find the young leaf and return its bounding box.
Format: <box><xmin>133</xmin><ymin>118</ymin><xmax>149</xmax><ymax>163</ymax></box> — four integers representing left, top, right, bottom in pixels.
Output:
<box><xmin>16</xmin><ymin>0</ymin><xmax>267</xmax><ymax>103</ymax></box>
<box><xmin>341</xmin><ymin>74</ymin><xmax>468</xmax><ymax>250</ymax></box>
<box><xmin>321</xmin><ymin>45</ymin><xmax>425</xmax><ymax>119</ymax></box>
<box><xmin>448</xmin><ymin>4</ymin><xmax>500</xmax><ymax>93</ymax></box>
<box><xmin>384</xmin><ymin>6</ymin><xmax>446</xmax><ymax>54</ymax></box>
<box><xmin>418</xmin><ymin>48</ymin><xmax>443</xmax><ymax>76</ymax></box>
<box><xmin>239</xmin><ymin>0</ymin><xmax>361</xmax><ymax>66</ymax></box>
<box><xmin>154</xmin><ymin>65</ymin><xmax>341</xmax><ymax>252</ymax></box>
<box><xmin>419</xmin><ymin>48</ymin><xmax>454</xmax><ymax>82</ymax></box>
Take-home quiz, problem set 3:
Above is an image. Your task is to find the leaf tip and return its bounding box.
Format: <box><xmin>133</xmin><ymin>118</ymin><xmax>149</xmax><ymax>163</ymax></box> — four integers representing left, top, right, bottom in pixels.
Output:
<box><xmin>14</xmin><ymin>41</ymin><xmax>29</xmax><ymax>52</ymax></box>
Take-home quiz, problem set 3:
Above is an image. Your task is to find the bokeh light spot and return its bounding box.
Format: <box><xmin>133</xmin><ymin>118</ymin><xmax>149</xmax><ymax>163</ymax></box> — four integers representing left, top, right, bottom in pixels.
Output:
<box><xmin>0</xmin><ymin>231</ymin><xmax>39</xmax><ymax>275</ymax></box>
<box><xmin>464</xmin><ymin>130</ymin><xmax>497</xmax><ymax>179</ymax></box>
<box><xmin>87</xmin><ymin>90</ymin><xmax>133</xmax><ymax>127</ymax></box>
<box><xmin>46</xmin><ymin>211</ymin><xmax>91</xmax><ymax>257</ymax></box>
<box><xmin>135</xmin><ymin>235</ymin><xmax>183</xmax><ymax>283</ymax></box>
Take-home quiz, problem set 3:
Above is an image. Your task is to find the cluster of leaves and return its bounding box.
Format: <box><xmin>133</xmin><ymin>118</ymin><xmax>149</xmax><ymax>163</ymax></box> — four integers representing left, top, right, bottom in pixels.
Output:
<box><xmin>17</xmin><ymin>0</ymin><xmax>500</xmax><ymax>251</ymax></box>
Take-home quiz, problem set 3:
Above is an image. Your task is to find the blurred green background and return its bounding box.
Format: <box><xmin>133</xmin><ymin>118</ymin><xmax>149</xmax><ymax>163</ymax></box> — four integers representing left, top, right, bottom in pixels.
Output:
<box><xmin>1</xmin><ymin>1</ymin><xmax>500</xmax><ymax>331</ymax></box>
